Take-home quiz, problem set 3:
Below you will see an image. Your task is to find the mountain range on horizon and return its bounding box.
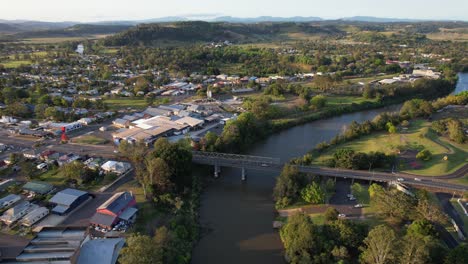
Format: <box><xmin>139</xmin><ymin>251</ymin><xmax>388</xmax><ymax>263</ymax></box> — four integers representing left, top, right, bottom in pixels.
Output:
<box><xmin>0</xmin><ymin>15</ymin><xmax>466</xmax><ymax>36</ymax></box>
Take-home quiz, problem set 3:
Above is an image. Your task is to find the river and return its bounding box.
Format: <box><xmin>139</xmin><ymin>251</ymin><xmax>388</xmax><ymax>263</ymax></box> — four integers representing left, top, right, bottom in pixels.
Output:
<box><xmin>454</xmin><ymin>72</ymin><xmax>468</xmax><ymax>95</ymax></box>
<box><xmin>192</xmin><ymin>74</ymin><xmax>468</xmax><ymax>263</ymax></box>
<box><xmin>192</xmin><ymin>103</ymin><xmax>402</xmax><ymax>264</ymax></box>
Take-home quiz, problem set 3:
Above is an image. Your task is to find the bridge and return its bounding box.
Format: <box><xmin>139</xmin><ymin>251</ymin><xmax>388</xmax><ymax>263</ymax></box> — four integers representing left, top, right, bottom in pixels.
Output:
<box><xmin>192</xmin><ymin>151</ymin><xmax>468</xmax><ymax>192</ymax></box>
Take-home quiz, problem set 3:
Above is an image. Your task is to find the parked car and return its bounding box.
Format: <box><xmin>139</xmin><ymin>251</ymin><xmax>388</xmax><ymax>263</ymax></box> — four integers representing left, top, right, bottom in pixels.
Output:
<box><xmin>36</xmin><ymin>163</ymin><xmax>48</xmax><ymax>170</ymax></box>
<box><xmin>414</xmin><ymin>178</ymin><xmax>422</xmax><ymax>181</ymax></box>
<box><xmin>338</xmin><ymin>214</ymin><xmax>346</xmax><ymax>218</ymax></box>
<box><xmin>354</xmin><ymin>204</ymin><xmax>363</xmax><ymax>208</ymax></box>
<box><xmin>397</xmin><ymin>178</ymin><xmax>405</xmax><ymax>182</ymax></box>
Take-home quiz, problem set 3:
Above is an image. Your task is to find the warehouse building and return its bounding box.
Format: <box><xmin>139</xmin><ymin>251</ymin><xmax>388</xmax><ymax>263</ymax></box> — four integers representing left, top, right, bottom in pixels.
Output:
<box><xmin>49</xmin><ymin>188</ymin><xmax>90</xmax><ymax>215</ymax></box>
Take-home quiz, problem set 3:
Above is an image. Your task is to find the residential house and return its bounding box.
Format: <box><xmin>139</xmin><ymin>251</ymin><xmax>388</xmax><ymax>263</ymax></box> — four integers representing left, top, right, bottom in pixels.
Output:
<box><xmin>100</xmin><ymin>161</ymin><xmax>132</xmax><ymax>175</ymax></box>
<box><xmin>0</xmin><ymin>201</ymin><xmax>37</xmax><ymax>225</ymax></box>
<box><xmin>0</xmin><ymin>194</ymin><xmax>21</xmax><ymax>210</ymax></box>
<box><xmin>22</xmin><ymin>181</ymin><xmax>54</xmax><ymax>195</ymax></box>
<box><xmin>20</xmin><ymin>207</ymin><xmax>49</xmax><ymax>227</ymax></box>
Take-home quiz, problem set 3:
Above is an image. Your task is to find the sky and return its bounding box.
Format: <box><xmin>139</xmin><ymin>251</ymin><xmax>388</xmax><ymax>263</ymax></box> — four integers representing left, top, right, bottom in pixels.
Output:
<box><xmin>1</xmin><ymin>0</ymin><xmax>467</xmax><ymax>22</ymax></box>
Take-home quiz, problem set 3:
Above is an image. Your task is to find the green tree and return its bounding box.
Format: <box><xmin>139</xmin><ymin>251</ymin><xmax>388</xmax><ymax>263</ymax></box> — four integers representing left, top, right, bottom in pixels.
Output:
<box><xmin>280</xmin><ymin>213</ymin><xmax>316</xmax><ymax>263</ymax></box>
<box><xmin>145</xmin><ymin>157</ymin><xmax>172</xmax><ymax>195</ymax></box>
<box><xmin>446</xmin><ymin>119</ymin><xmax>465</xmax><ymax>143</ymax></box>
<box><xmin>310</xmin><ymin>95</ymin><xmax>327</xmax><ymax>109</ymax></box>
<box><xmin>324</xmin><ymin>207</ymin><xmax>339</xmax><ymax>222</ymax></box>
<box><xmin>273</xmin><ymin>164</ymin><xmax>305</xmax><ymax>208</ymax></box>
<box><xmin>399</xmin><ymin>233</ymin><xmax>431</xmax><ymax>264</ymax></box>
<box><xmin>301</xmin><ymin>182</ymin><xmax>326</xmax><ymax>204</ymax></box>
<box><xmin>416</xmin><ymin>149</ymin><xmax>432</xmax><ymax>161</ymax></box>
<box><xmin>360</xmin><ymin>225</ymin><xmax>397</xmax><ymax>264</ymax></box>
<box><xmin>444</xmin><ymin>244</ymin><xmax>468</xmax><ymax>264</ymax></box>
<box><xmin>119</xmin><ymin>233</ymin><xmax>163</xmax><ymax>264</ymax></box>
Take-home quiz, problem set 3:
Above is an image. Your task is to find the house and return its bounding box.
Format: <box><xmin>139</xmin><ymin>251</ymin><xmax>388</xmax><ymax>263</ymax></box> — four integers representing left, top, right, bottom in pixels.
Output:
<box><xmin>143</xmin><ymin>107</ymin><xmax>172</xmax><ymax>117</ymax></box>
<box><xmin>101</xmin><ymin>161</ymin><xmax>132</xmax><ymax>175</ymax></box>
<box><xmin>77</xmin><ymin>237</ymin><xmax>125</xmax><ymax>264</ymax></box>
<box><xmin>57</xmin><ymin>153</ymin><xmax>80</xmax><ymax>166</ymax></box>
<box><xmin>22</xmin><ymin>181</ymin><xmax>54</xmax><ymax>195</ymax></box>
<box><xmin>40</xmin><ymin>150</ymin><xmax>60</xmax><ymax>161</ymax></box>
<box><xmin>20</xmin><ymin>207</ymin><xmax>49</xmax><ymax>227</ymax></box>
<box><xmin>0</xmin><ymin>201</ymin><xmax>37</xmax><ymax>225</ymax></box>
<box><xmin>49</xmin><ymin>188</ymin><xmax>90</xmax><ymax>215</ymax></box>
<box><xmin>0</xmin><ymin>194</ymin><xmax>21</xmax><ymax>209</ymax></box>
<box><xmin>90</xmin><ymin>192</ymin><xmax>136</xmax><ymax>229</ymax></box>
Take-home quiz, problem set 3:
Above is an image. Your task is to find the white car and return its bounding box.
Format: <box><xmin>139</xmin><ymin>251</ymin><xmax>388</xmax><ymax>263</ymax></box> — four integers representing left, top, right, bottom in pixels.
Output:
<box><xmin>397</xmin><ymin>178</ymin><xmax>404</xmax><ymax>182</ymax></box>
<box><xmin>36</xmin><ymin>163</ymin><xmax>48</xmax><ymax>170</ymax></box>
<box><xmin>354</xmin><ymin>204</ymin><xmax>363</xmax><ymax>208</ymax></box>
<box><xmin>338</xmin><ymin>214</ymin><xmax>346</xmax><ymax>218</ymax></box>
<box><xmin>414</xmin><ymin>178</ymin><xmax>422</xmax><ymax>181</ymax></box>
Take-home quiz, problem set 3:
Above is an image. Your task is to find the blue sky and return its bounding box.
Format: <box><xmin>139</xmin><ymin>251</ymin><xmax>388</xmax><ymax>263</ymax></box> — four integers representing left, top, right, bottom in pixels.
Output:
<box><xmin>1</xmin><ymin>0</ymin><xmax>467</xmax><ymax>22</ymax></box>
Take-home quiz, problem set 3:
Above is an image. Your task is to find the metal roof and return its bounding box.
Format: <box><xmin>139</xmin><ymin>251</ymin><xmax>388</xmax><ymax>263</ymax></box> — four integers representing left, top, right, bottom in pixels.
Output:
<box><xmin>90</xmin><ymin>213</ymin><xmax>116</xmax><ymax>227</ymax></box>
<box><xmin>49</xmin><ymin>188</ymin><xmax>88</xmax><ymax>206</ymax></box>
<box><xmin>119</xmin><ymin>207</ymin><xmax>138</xmax><ymax>221</ymax></box>
<box><xmin>23</xmin><ymin>181</ymin><xmax>53</xmax><ymax>194</ymax></box>
<box><xmin>77</xmin><ymin>238</ymin><xmax>125</xmax><ymax>264</ymax></box>
<box><xmin>97</xmin><ymin>192</ymin><xmax>134</xmax><ymax>214</ymax></box>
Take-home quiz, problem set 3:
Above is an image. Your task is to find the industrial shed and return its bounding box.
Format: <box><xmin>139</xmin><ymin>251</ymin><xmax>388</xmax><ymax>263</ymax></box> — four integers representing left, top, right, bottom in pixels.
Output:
<box><xmin>49</xmin><ymin>188</ymin><xmax>90</xmax><ymax>215</ymax></box>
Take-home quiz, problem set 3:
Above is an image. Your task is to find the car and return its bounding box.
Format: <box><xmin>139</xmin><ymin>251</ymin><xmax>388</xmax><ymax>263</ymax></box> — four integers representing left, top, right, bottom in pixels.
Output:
<box><xmin>36</xmin><ymin>163</ymin><xmax>48</xmax><ymax>170</ymax></box>
<box><xmin>260</xmin><ymin>163</ymin><xmax>269</xmax><ymax>167</ymax></box>
<box><xmin>414</xmin><ymin>178</ymin><xmax>422</xmax><ymax>181</ymax></box>
<box><xmin>338</xmin><ymin>214</ymin><xmax>346</xmax><ymax>218</ymax></box>
<box><xmin>349</xmin><ymin>196</ymin><xmax>356</xmax><ymax>201</ymax></box>
<box><xmin>354</xmin><ymin>204</ymin><xmax>363</xmax><ymax>208</ymax></box>
<box><xmin>346</xmin><ymin>194</ymin><xmax>353</xmax><ymax>198</ymax></box>
<box><xmin>397</xmin><ymin>178</ymin><xmax>404</xmax><ymax>182</ymax></box>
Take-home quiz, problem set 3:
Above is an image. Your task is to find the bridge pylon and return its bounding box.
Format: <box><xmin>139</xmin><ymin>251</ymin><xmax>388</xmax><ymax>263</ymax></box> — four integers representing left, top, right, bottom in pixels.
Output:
<box><xmin>214</xmin><ymin>164</ymin><xmax>220</xmax><ymax>178</ymax></box>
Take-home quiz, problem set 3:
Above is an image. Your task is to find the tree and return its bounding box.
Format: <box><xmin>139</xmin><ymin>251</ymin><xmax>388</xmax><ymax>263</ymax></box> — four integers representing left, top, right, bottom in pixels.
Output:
<box><xmin>446</xmin><ymin>119</ymin><xmax>465</xmax><ymax>143</ymax></box>
<box><xmin>399</xmin><ymin>233</ymin><xmax>431</xmax><ymax>264</ymax></box>
<box><xmin>301</xmin><ymin>182</ymin><xmax>326</xmax><ymax>204</ymax></box>
<box><xmin>360</xmin><ymin>225</ymin><xmax>397</xmax><ymax>264</ymax></box>
<box><xmin>153</xmin><ymin>138</ymin><xmax>192</xmax><ymax>191</ymax></box>
<box><xmin>444</xmin><ymin>244</ymin><xmax>468</xmax><ymax>264</ymax></box>
<box><xmin>119</xmin><ymin>233</ymin><xmax>163</xmax><ymax>264</ymax></box>
<box><xmin>386</xmin><ymin>122</ymin><xmax>397</xmax><ymax>134</ymax></box>
<box><xmin>280</xmin><ymin>213</ymin><xmax>317</xmax><ymax>263</ymax></box>
<box><xmin>407</xmin><ymin>219</ymin><xmax>437</xmax><ymax>237</ymax></box>
<box><xmin>273</xmin><ymin>164</ymin><xmax>306</xmax><ymax>208</ymax></box>
<box><xmin>324</xmin><ymin>207</ymin><xmax>339</xmax><ymax>222</ymax></box>
<box><xmin>310</xmin><ymin>95</ymin><xmax>327</xmax><ymax>109</ymax></box>
<box><xmin>416</xmin><ymin>149</ymin><xmax>432</xmax><ymax>161</ymax></box>
<box><xmin>145</xmin><ymin>157</ymin><xmax>172</xmax><ymax>195</ymax></box>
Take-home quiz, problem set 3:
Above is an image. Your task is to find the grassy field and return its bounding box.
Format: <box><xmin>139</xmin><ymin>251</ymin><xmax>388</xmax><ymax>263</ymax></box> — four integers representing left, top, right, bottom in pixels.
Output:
<box><xmin>73</xmin><ymin>135</ymin><xmax>109</xmax><ymax>145</ymax></box>
<box><xmin>103</xmin><ymin>97</ymin><xmax>149</xmax><ymax>110</ymax></box>
<box><xmin>38</xmin><ymin>168</ymin><xmax>65</xmax><ymax>186</ymax></box>
<box><xmin>1</xmin><ymin>60</ymin><xmax>33</xmax><ymax>68</ymax></box>
<box><xmin>314</xmin><ymin>119</ymin><xmax>467</xmax><ymax>176</ymax></box>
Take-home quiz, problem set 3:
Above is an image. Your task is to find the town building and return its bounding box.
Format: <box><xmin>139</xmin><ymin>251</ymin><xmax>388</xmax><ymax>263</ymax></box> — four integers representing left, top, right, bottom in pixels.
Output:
<box><xmin>0</xmin><ymin>201</ymin><xmax>37</xmax><ymax>225</ymax></box>
<box><xmin>100</xmin><ymin>161</ymin><xmax>132</xmax><ymax>175</ymax></box>
<box><xmin>49</xmin><ymin>188</ymin><xmax>90</xmax><ymax>215</ymax></box>
<box><xmin>77</xmin><ymin>237</ymin><xmax>125</xmax><ymax>264</ymax></box>
<box><xmin>90</xmin><ymin>192</ymin><xmax>137</xmax><ymax>229</ymax></box>
<box><xmin>22</xmin><ymin>181</ymin><xmax>54</xmax><ymax>195</ymax></box>
<box><xmin>20</xmin><ymin>207</ymin><xmax>49</xmax><ymax>227</ymax></box>
<box><xmin>0</xmin><ymin>194</ymin><xmax>21</xmax><ymax>210</ymax></box>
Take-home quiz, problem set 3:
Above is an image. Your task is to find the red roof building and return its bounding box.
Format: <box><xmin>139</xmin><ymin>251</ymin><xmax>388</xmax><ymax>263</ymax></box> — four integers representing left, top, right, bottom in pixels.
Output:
<box><xmin>90</xmin><ymin>192</ymin><xmax>136</xmax><ymax>229</ymax></box>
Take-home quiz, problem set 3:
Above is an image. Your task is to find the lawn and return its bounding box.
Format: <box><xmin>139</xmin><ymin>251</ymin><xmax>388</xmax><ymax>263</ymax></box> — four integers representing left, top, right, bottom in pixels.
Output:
<box><xmin>314</xmin><ymin>119</ymin><xmax>468</xmax><ymax>176</ymax></box>
<box><xmin>1</xmin><ymin>60</ymin><xmax>33</xmax><ymax>68</ymax></box>
<box><xmin>326</xmin><ymin>95</ymin><xmax>376</xmax><ymax>106</ymax></box>
<box><xmin>73</xmin><ymin>135</ymin><xmax>109</xmax><ymax>145</ymax></box>
<box><xmin>103</xmin><ymin>97</ymin><xmax>149</xmax><ymax>110</ymax></box>
<box><xmin>37</xmin><ymin>167</ymin><xmax>66</xmax><ymax>186</ymax></box>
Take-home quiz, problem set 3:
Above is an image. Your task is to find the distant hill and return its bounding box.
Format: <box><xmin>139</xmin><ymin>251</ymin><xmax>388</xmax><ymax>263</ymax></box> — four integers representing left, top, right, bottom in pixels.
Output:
<box><xmin>101</xmin><ymin>21</ymin><xmax>344</xmax><ymax>46</ymax></box>
<box><xmin>13</xmin><ymin>24</ymin><xmax>133</xmax><ymax>38</ymax></box>
<box><xmin>212</xmin><ymin>16</ymin><xmax>323</xmax><ymax>23</ymax></box>
<box><xmin>341</xmin><ymin>16</ymin><xmax>423</xmax><ymax>23</ymax></box>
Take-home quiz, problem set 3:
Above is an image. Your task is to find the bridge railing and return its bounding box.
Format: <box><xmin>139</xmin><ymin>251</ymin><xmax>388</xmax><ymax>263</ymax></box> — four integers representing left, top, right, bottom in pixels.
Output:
<box><xmin>192</xmin><ymin>151</ymin><xmax>281</xmax><ymax>164</ymax></box>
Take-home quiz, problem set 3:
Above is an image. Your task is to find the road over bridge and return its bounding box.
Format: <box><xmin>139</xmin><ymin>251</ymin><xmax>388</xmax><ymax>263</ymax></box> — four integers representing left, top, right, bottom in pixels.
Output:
<box><xmin>192</xmin><ymin>151</ymin><xmax>467</xmax><ymax>193</ymax></box>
